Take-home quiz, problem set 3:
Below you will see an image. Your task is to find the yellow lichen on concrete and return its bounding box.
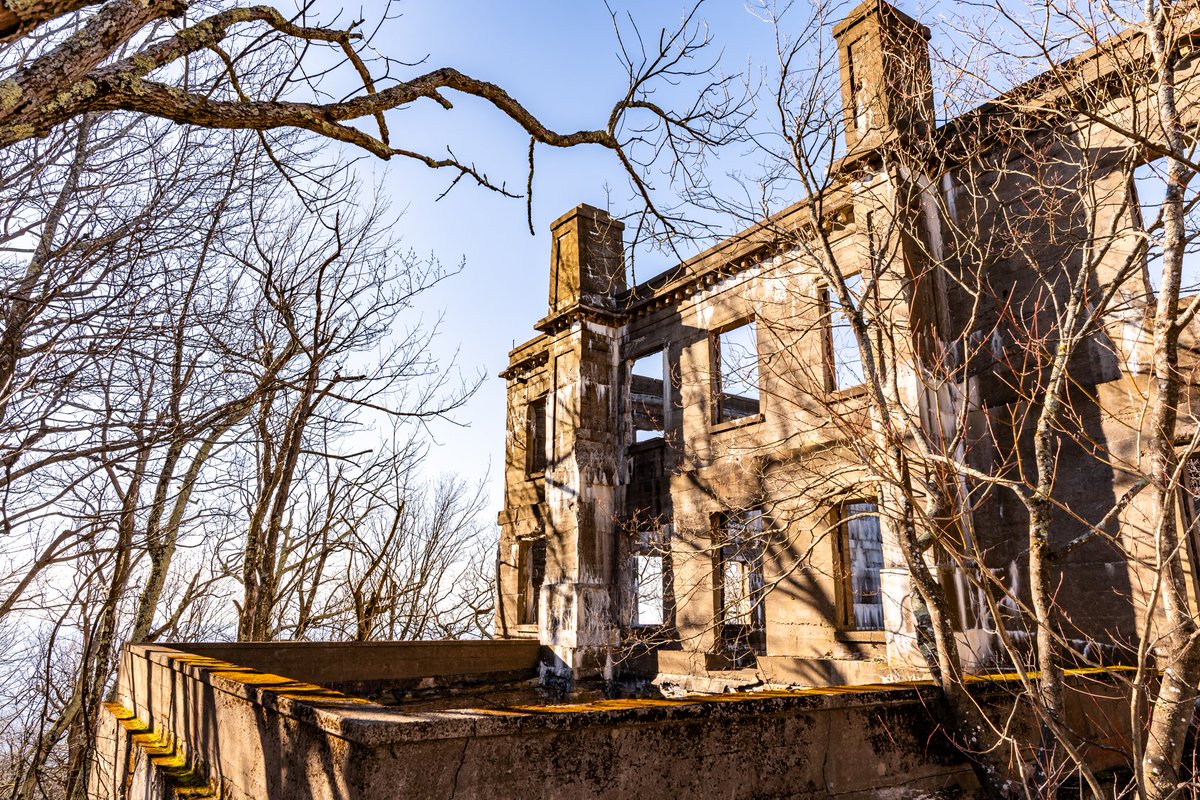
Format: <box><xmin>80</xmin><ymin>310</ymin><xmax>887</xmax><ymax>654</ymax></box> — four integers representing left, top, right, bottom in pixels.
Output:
<box><xmin>162</xmin><ymin>649</ymin><xmax>372</xmax><ymax>705</ymax></box>
<box><xmin>103</xmin><ymin>702</ymin><xmax>216</xmax><ymax>799</ymax></box>
<box><xmin>501</xmin><ymin>666</ymin><xmax>1137</xmax><ymax>716</ymax></box>
<box><xmin>204</xmin><ymin>668</ymin><xmax>374</xmax><ymax>704</ymax></box>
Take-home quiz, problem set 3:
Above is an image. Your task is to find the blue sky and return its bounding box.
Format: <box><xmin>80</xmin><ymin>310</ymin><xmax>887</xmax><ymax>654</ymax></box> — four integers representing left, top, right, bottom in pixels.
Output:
<box><xmin>369</xmin><ymin>0</ymin><xmax>784</xmax><ymax>508</ymax></box>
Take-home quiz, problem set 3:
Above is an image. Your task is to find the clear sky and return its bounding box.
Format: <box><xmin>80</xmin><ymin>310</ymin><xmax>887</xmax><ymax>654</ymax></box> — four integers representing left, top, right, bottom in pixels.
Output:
<box><xmin>366</xmin><ymin>0</ymin><xmax>785</xmax><ymax>511</ymax></box>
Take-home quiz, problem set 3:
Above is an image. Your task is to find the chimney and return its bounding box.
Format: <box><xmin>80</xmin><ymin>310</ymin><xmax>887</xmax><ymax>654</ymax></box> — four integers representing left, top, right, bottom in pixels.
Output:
<box><xmin>832</xmin><ymin>0</ymin><xmax>934</xmax><ymax>154</ymax></box>
<box><xmin>547</xmin><ymin>204</ymin><xmax>625</xmax><ymax>316</ymax></box>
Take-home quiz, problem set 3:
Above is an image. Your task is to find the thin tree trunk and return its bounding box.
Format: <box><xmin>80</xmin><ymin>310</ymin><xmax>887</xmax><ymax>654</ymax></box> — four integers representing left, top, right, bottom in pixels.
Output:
<box><xmin>1140</xmin><ymin>4</ymin><xmax>1200</xmax><ymax>794</ymax></box>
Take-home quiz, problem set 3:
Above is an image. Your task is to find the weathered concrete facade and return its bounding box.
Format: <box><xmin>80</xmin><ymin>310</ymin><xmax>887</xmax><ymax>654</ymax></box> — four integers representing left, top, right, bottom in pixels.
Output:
<box><xmin>496</xmin><ymin>0</ymin><xmax>1200</xmax><ymax>688</ymax></box>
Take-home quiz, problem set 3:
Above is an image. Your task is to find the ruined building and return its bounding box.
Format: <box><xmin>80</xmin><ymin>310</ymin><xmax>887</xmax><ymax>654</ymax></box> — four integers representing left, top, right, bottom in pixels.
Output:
<box><xmin>93</xmin><ymin>2</ymin><xmax>1200</xmax><ymax>797</ymax></box>
<box><xmin>495</xmin><ymin>1</ymin><xmax>1198</xmax><ymax>687</ymax></box>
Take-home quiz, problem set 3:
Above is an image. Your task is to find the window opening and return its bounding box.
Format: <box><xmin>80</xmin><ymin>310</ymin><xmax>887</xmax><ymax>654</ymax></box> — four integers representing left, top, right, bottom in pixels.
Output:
<box><xmin>628</xmin><ymin>526</ymin><xmax>671</xmax><ymax>629</ymax></box>
<box><xmin>633</xmin><ymin>553</ymin><xmax>665</xmax><ymax>626</ymax></box>
<box><xmin>1133</xmin><ymin>160</ymin><xmax>1200</xmax><ymax>294</ymax></box>
<box><xmin>526</xmin><ymin>395</ymin><xmax>547</xmax><ymax>475</ymax></box>
<box><xmin>841</xmin><ymin>501</ymin><xmax>884</xmax><ymax>630</ymax></box>
<box><xmin>723</xmin><ymin>559</ymin><xmax>753</xmax><ymax>625</ymax></box>
<box><xmin>630</xmin><ymin>349</ymin><xmax>666</xmax><ymax>443</ymax></box>
<box><xmin>717</xmin><ymin>509</ymin><xmax>766</xmax><ymax>655</ymax></box>
<box><xmin>713</xmin><ymin>320</ymin><xmax>760</xmax><ymax>423</ymax></box>
<box><xmin>827</xmin><ymin>274</ymin><xmax>865</xmax><ymax>390</ymax></box>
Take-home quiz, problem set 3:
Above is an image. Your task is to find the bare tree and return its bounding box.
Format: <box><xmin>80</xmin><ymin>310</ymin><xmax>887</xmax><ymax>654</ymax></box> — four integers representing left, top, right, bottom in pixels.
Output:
<box><xmin>208</xmin><ymin>185</ymin><xmax>478</xmax><ymax>641</ymax></box>
<box><xmin>0</xmin><ymin>114</ymin><xmax>495</xmax><ymax>797</ymax></box>
<box><xmin>0</xmin><ymin>0</ymin><xmax>742</xmax><ymax>228</ymax></box>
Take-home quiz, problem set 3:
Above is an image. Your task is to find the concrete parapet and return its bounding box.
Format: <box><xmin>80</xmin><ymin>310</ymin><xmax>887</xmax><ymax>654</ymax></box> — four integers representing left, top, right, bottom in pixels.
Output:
<box><xmin>93</xmin><ymin>642</ymin><xmax>1137</xmax><ymax>799</ymax></box>
<box><xmin>170</xmin><ymin>639</ymin><xmax>541</xmax><ymax>696</ymax></box>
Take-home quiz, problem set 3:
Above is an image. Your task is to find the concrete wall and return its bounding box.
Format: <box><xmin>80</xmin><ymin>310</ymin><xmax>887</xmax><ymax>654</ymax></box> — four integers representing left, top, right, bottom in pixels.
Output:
<box><xmin>172</xmin><ymin>640</ymin><xmax>540</xmax><ymax>695</ymax></box>
<box><xmin>93</xmin><ymin>643</ymin><xmax>1137</xmax><ymax>800</ymax></box>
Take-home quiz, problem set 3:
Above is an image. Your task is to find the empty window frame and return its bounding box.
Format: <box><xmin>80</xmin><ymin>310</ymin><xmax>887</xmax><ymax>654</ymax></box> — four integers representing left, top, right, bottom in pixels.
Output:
<box><xmin>1180</xmin><ymin>456</ymin><xmax>1200</xmax><ymax>605</ymax></box>
<box><xmin>633</xmin><ymin>553</ymin><xmax>666</xmax><ymax>626</ymax></box>
<box><xmin>517</xmin><ymin>538</ymin><xmax>546</xmax><ymax>626</ymax></box>
<box><xmin>722</xmin><ymin>558</ymin><xmax>755</xmax><ymax>626</ymax></box>
<box><xmin>839</xmin><ymin>501</ymin><xmax>884</xmax><ymax>631</ymax></box>
<box><xmin>526</xmin><ymin>395</ymin><xmax>547</xmax><ymax>475</ymax></box>
<box><xmin>825</xmin><ymin>274</ymin><xmax>865</xmax><ymax>390</ymax></box>
<box><xmin>712</xmin><ymin>319</ymin><xmax>761</xmax><ymax>424</ymax></box>
<box><xmin>633</xmin><ymin>554</ymin><xmax>672</xmax><ymax>628</ymax></box>
<box><xmin>629</xmin><ymin>526</ymin><xmax>671</xmax><ymax>628</ymax></box>
<box><xmin>716</xmin><ymin>509</ymin><xmax>766</xmax><ymax>653</ymax></box>
<box><xmin>1133</xmin><ymin>160</ymin><xmax>1200</xmax><ymax>293</ymax></box>
<box><xmin>630</xmin><ymin>349</ymin><xmax>667</xmax><ymax>443</ymax></box>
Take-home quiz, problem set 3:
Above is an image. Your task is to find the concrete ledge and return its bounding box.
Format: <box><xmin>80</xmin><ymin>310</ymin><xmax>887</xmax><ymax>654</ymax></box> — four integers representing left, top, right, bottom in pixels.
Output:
<box><xmin>756</xmin><ymin>655</ymin><xmax>888</xmax><ymax>687</ymax></box>
<box><xmin>169</xmin><ymin>639</ymin><xmax>541</xmax><ymax>686</ymax></box>
<box><xmin>645</xmin><ymin>649</ymin><xmax>893</xmax><ymax>691</ymax></box>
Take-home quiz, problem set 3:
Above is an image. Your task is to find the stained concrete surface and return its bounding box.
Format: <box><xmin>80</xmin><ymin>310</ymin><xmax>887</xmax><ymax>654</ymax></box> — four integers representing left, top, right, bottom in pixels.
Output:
<box><xmin>92</xmin><ymin>642</ymin><xmax>1135</xmax><ymax>799</ymax></box>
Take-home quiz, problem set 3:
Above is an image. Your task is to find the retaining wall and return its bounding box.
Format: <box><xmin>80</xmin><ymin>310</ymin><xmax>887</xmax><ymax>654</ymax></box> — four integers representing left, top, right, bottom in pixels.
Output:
<box><xmin>91</xmin><ymin>642</ymin><xmax>1134</xmax><ymax>800</ymax></box>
